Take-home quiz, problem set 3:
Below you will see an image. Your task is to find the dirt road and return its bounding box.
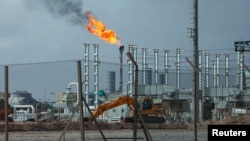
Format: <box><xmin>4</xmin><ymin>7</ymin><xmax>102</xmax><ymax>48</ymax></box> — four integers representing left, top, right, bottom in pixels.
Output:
<box><xmin>0</xmin><ymin>129</ymin><xmax>208</xmax><ymax>141</ymax></box>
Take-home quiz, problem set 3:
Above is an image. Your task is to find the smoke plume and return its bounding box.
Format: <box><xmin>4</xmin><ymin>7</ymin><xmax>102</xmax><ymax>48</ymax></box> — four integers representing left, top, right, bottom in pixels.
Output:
<box><xmin>39</xmin><ymin>0</ymin><xmax>86</xmax><ymax>26</ymax></box>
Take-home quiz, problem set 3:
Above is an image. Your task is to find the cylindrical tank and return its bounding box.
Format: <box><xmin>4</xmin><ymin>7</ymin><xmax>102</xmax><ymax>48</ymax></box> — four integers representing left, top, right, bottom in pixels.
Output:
<box><xmin>107</xmin><ymin>71</ymin><xmax>116</xmax><ymax>93</ymax></box>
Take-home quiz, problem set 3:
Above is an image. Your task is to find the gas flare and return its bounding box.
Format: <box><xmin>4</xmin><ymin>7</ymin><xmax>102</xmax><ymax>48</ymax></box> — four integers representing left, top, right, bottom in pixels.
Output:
<box><xmin>85</xmin><ymin>11</ymin><xmax>121</xmax><ymax>46</ymax></box>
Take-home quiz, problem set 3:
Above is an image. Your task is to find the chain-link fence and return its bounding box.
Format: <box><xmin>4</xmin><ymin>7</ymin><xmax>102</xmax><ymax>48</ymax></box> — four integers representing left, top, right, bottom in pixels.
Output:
<box><xmin>0</xmin><ymin>58</ymin><xmax>243</xmax><ymax>115</ymax></box>
<box><xmin>0</xmin><ymin>49</ymin><xmax>249</xmax><ymax>140</ymax></box>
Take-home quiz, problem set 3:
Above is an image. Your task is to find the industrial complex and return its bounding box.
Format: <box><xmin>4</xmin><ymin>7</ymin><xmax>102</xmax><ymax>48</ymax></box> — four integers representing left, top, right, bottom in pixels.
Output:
<box><xmin>1</xmin><ymin>42</ymin><xmax>250</xmax><ymax>124</ymax></box>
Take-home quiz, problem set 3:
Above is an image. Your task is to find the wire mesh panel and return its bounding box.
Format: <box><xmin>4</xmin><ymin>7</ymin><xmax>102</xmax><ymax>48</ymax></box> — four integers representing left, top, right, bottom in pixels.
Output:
<box><xmin>2</xmin><ymin>59</ymin><xmax>131</xmax><ymax>122</ymax></box>
<box><xmin>8</xmin><ymin>61</ymin><xmax>78</xmax><ymax>101</ymax></box>
<box><xmin>5</xmin><ymin>61</ymin><xmax>78</xmax><ymax>122</ymax></box>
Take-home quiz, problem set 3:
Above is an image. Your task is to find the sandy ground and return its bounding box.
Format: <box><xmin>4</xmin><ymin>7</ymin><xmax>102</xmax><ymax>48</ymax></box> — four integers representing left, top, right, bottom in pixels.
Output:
<box><xmin>1</xmin><ymin>115</ymin><xmax>250</xmax><ymax>141</ymax></box>
<box><xmin>0</xmin><ymin>129</ymin><xmax>208</xmax><ymax>141</ymax></box>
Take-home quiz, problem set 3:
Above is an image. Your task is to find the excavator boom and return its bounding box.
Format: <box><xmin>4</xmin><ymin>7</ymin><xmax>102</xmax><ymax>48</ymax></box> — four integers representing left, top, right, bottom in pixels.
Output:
<box><xmin>89</xmin><ymin>95</ymin><xmax>167</xmax><ymax>124</ymax></box>
<box><xmin>90</xmin><ymin>95</ymin><xmax>135</xmax><ymax>120</ymax></box>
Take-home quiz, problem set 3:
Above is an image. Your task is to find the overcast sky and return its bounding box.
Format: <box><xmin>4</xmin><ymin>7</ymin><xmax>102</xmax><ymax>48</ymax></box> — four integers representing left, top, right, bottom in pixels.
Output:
<box><xmin>0</xmin><ymin>0</ymin><xmax>250</xmax><ymax>65</ymax></box>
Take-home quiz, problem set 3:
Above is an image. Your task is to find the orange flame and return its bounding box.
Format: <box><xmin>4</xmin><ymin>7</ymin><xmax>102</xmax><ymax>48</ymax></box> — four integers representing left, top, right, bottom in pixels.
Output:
<box><xmin>85</xmin><ymin>11</ymin><xmax>121</xmax><ymax>46</ymax></box>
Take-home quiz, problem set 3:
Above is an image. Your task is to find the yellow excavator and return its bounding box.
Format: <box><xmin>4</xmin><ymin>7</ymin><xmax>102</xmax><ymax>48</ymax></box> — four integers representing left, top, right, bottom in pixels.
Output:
<box><xmin>89</xmin><ymin>95</ymin><xmax>167</xmax><ymax>123</ymax></box>
<box><xmin>0</xmin><ymin>99</ymin><xmax>14</xmax><ymax>122</ymax></box>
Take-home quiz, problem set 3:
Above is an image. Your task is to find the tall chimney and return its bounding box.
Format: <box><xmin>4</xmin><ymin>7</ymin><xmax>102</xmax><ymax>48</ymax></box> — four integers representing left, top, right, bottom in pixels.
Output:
<box><xmin>119</xmin><ymin>45</ymin><xmax>124</xmax><ymax>92</ymax></box>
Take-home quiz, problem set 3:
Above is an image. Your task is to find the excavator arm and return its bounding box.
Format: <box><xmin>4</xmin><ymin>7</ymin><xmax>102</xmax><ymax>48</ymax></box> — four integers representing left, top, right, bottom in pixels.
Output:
<box><xmin>90</xmin><ymin>95</ymin><xmax>136</xmax><ymax>121</ymax></box>
<box><xmin>88</xmin><ymin>95</ymin><xmax>167</xmax><ymax>123</ymax></box>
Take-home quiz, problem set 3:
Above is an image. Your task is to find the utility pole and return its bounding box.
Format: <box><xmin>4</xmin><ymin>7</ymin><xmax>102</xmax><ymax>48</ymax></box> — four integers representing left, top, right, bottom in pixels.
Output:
<box><xmin>126</xmin><ymin>52</ymin><xmax>138</xmax><ymax>141</ymax></box>
<box><xmin>77</xmin><ymin>61</ymin><xmax>85</xmax><ymax>141</ymax></box>
<box><xmin>188</xmin><ymin>0</ymin><xmax>199</xmax><ymax>141</ymax></box>
<box><xmin>5</xmin><ymin>66</ymin><xmax>9</xmax><ymax>141</ymax></box>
